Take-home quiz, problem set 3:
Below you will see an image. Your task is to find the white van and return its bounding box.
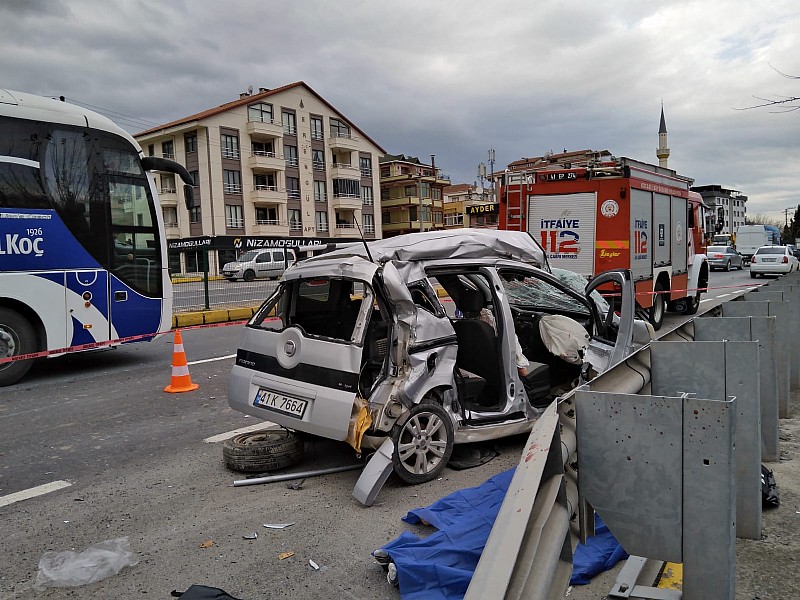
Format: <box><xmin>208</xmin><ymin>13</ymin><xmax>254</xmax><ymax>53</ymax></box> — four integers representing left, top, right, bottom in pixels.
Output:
<box><xmin>222</xmin><ymin>248</ymin><xmax>296</xmax><ymax>281</ymax></box>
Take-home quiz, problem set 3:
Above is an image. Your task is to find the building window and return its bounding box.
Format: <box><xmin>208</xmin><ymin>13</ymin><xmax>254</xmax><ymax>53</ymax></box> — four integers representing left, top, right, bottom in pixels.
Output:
<box><xmin>288</xmin><ymin>209</ymin><xmax>302</xmax><ymax>231</ymax></box>
<box><xmin>363</xmin><ymin>213</ymin><xmax>374</xmax><ymax>235</ymax></box>
<box><xmin>445</xmin><ymin>213</ymin><xmax>464</xmax><ymax>227</ymax></box>
<box><xmin>286</xmin><ymin>177</ymin><xmax>300</xmax><ymax>199</ymax></box>
<box><xmin>162</xmin><ymin>140</ymin><xmax>174</xmax><ymax>159</ymax></box>
<box><xmin>248</xmin><ymin>102</ymin><xmax>273</xmax><ymax>123</ymax></box>
<box><xmin>405</xmin><ymin>185</ymin><xmax>416</xmax><ymax>197</ymax></box>
<box><xmin>311</xmin><ymin>116</ymin><xmax>323</xmax><ymax>140</ymax></box>
<box><xmin>223</xmin><ymin>170</ymin><xmax>242</xmax><ymax>194</ymax></box>
<box><xmin>189</xmin><ymin>170</ymin><xmax>199</xmax><ymax>186</ymax></box>
<box><xmin>284</xmin><ymin>145</ymin><xmax>298</xmax><ymax>167</ymax></box>
<box><xmin>314</xmin><ymin>180</ymin><xmax>327</xmax><ymax>202</ymax></box>
<box><xmin>409</xmin><ymin>206</ymin><xmax>418</xmax><ymax>222</ymax></box>
<box><xmin>221</xmin><ymin>134</ymin><xmax>240</xmax><ymax>159</ymax></box>
<box><xmin>330</xmin><ymin>117</ymin><xmax>350</xmax><ymax>138</ymax></box>
<box><xmin>360</xmin><ymin>157</ymin><xmax>372</xmax><ymax>177</ymax></box>
<box><xmin>381</xmin><ymin>189</ymin><xmax>389</xmax><ymax>200</ymax></box>
<box><xmin>420</xmin><ymin>182</ymin><xmax>431</xmax><ymax>198</ymax></box>
<box><xmin>333</xmin><ymin>179</ymin><xmax>360</xmax><ymax>198</ymax></box>
<box><xmin>147</xmin><ymin>144</ymin><xmax>155</xmax><ymax>157</ymax></box>
<box><xmin>382</xmin><ymin>210</ymin><xmax>390</xmax><ymax>223</ymax></box>
<box><xmin>254</xmin><ymin>173</ymin><xmax>276</xmax><ymax>190</ymax></box>
<box><xmin>252</xmin><ymin>140</ymin><xmax>275</xmax><ymax>156</ymax></box>
<box><xmin>189</xmin><ymin>204</ymin><xmax>201</xmax><ymax>223</ymax></box>
<box><xmin>312</xmin><ymin>149</ymin><xmax>325</xmax><ymax>171</ymax></box>
<box><xmin>256</xmin><ymin>206</ymin><xmax>278</xmax><ymax>225</ymax></box>
<box><xmin>185</xmin><ymin>133</ymin><xmax>197</xmax><ymax>153</ymax></box>
<box><xmin>380</xmin><ymin>166</ymin><xmax>391</xmax><ymax>178</ymax></box>
<box><xmin>432</xmin><ymin>188</ymin><xmax>441</xmax><ymax>200</ymax></box>
<box><xmin>316</xmin><ymin>211</ymin><xmax>329</xmax><ymax>232</ymax></box>
<box><xmin>225</xmin><ymin>204</ymin><xmax>244</xmax><ymax>229</ymax></box>
<box><xmin>361</xmin><ymin>186</ymin><xmax>373</xmax><ymax>205</ymax></box>
<box><xmin>282</xmin><ymin>110</ymin><xmax>296</xmax><ymax>135</ymax></box>
<box><xmin>163</xmin><ymin>206</ymin><xmax>178</xmax><ymax>227</ymax></box>
<box><xmin>160</xmin><ymin>174</ymin><xmax>176</xmax><ymax>193</ymax></box>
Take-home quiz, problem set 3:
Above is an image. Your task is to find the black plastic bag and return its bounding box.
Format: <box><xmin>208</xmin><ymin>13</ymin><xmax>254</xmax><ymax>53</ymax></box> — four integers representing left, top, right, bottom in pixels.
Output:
<box><xmin>761</xmin><ymin>465</ymin><xmax>779</xmax><ymax>508</ymax></box>
<box><xmin>171</xmin><ymin>585</ymin><xmax>244</xmax><ymax>600</ymax></box>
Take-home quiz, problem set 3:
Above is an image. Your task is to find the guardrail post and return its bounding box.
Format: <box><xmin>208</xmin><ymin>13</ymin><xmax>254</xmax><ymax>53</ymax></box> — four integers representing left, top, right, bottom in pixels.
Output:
<box><xmin>652</xmin><ymin>339</ymin><xmax>761</xmax><ymax>540</ymax></box>
<box><xmin>723</xmin><ymin>299</ymin><xmax>791</xmax><ymax>418</ymax></box>
<box><xmin>750</xmin><ymin>285</ymin><xmax>800</xmax><ymax>389</ymax></box>
<box><xmin>694</xmin><ymin>316</ymin><xmax>779</xmax><ymax>461</ymax></box>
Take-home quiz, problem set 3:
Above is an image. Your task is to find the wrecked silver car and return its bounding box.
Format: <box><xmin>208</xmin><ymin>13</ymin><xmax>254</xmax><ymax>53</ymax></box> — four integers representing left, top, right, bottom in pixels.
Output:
<box><xmin>228</xmin><ymin>229</ymin><xmax>650</xmax><ymax>487</ymax></box>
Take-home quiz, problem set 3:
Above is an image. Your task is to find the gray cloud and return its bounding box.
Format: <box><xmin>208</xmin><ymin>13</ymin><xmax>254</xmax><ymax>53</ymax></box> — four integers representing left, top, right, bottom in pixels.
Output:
<box><xmin>2</xmin><ymin>0</ymin><xmax>799</xmax><ymax>219</ymax></box>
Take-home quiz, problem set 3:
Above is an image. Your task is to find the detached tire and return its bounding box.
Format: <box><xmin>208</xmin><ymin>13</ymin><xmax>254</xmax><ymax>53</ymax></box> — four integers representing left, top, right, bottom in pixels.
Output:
<box><xmin>0</xmin><ymin>308</ymin><xmax>37</xmax><ymax>387</ymax></box>
<box><xmin>391</xmin><ymin>400</ymin><xmax>454</xmax><ymax>484</ymax></box>
<box><xmin>223</xmin><ymin>429</ymin><xmax>304</xmax><ymax>473</ymax></box>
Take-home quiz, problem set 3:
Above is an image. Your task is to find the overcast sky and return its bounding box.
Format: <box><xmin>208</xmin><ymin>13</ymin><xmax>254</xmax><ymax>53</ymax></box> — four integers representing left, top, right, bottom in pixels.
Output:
<box><xmin>2</xmin><ymin>0</ymin><xmax>799</xmax><ymax>221</ymax></box>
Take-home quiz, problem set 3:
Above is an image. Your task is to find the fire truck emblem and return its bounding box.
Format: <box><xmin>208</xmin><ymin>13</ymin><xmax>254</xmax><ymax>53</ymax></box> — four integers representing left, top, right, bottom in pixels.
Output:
<box><xmin>600</xmin><ymin>199</ymin><xmax>619</xmax><ymax>218</ymax></box>
<box><xmin>675</xmin><ymin>222</ymin><xmax>683</xmax><ymax>245</ymax></box>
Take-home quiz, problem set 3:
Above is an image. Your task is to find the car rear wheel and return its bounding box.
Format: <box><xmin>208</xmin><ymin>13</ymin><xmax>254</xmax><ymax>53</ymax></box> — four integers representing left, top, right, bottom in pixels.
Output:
<box><xmin>391</xmin><ymin>400</ymin><xmax>454</xmax><ymax>484</ymax></box>
<box><xmin>223</xmin><ymin>429</ymin><xmax>304</xmax><ymax>473</ymax></box>
<box><xmin>725</xmin><ymin>260</ymin><xmax>731</xmax><ymax>271</ymax></box>
<box><xmin>750</xmin><ymin>271</ymin><xmax>757</xmax><ymax>279</ymax></box>
<box><xmin>243</xmin><ymin>269</ymin><xmax>256</xmax><ymax>282</ymax></box>
<box><xmin>0</xmin><ymin>308</ymin><xmax>37</xmax><ymax>387</ymax></box>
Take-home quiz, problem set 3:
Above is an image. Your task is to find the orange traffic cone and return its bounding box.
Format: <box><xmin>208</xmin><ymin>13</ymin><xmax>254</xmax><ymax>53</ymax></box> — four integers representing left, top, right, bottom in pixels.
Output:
<box><xmin>164</xmin><ymin>329</ymin><xmax>199</xmax><ymax>393</ymax></box>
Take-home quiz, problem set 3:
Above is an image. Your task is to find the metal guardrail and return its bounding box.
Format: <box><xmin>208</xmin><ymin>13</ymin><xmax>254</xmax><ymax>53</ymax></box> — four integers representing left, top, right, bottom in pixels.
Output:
<box><xmin>467</xmin><ymin>272</ymin><xmax>800</xmax><ymax>599</ymax></box>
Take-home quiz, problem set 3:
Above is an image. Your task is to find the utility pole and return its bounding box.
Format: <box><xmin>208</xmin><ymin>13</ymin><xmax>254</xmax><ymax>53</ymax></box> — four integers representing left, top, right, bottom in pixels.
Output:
<box><xmin>488</xmin><ymin>148</ymin><xmax>496</xmax><ymax>202</ymax></box>
<box><xmin>785</xmin><ymin>207</ymin><xmax>790</xmax><ymax>228</ymax></box>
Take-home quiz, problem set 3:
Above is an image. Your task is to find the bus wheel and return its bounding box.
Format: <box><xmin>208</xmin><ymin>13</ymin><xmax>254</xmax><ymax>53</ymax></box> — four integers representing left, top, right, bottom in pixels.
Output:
<box><xmin>649</xmin><ymin>284</ymin><xmax>666</xmax><ymax>331</ymax></box>
<box><xmin>0</xmin><ymin>308</ymin><xmax>36</xmax><ymax>387</ymax></box>
<box><xmin>243</xmin><ymin>270</ymin><xmax>256</xmax><ymax>282</ymax></box>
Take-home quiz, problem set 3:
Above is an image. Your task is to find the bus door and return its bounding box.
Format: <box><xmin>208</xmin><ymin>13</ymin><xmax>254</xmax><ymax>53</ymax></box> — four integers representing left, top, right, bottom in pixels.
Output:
<box><xmin>66</xmin><ymin>270</ymin><xmax>112</xmax><ymax>347</ymax></box>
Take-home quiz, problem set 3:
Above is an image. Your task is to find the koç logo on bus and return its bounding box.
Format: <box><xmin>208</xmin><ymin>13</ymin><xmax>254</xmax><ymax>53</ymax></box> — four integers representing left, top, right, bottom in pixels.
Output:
<box><xmin>0</xmin><ymin>231</ymin><xmax>44</xmax><ymax>257</ymax></box>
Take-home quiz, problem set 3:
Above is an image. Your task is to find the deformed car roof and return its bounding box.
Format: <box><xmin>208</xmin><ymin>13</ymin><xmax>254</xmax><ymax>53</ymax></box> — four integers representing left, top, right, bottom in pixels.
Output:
<box><xmin>302</xmin><ymin>229</ymin><xmax>547</xmax><ymax>269</ymax></box>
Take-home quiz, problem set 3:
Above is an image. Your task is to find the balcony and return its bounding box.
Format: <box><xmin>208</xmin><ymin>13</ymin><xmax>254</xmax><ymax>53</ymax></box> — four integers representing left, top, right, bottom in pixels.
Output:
<box><xmin>248</xmin><ymin>185</ymin><xmax>286</xmax><ymax>204</ymax></box>
<box><xmin>223</xmin><ymin>183</ymin><xmax>242</xmax><ymax>195</ymax></box>
<box><xmin>334</xmin><ymin>223</ymin><xmax>361</xmax><ymax>236</ymax></box>
<box><xmin>247</xmin><ymin>151</ymin><xmax>284</xmax><ymax>172</ymax></box>
<box><xmin>331</xmin><ymin>163</ymin><xmax>360</xmax><ymax>179</ymax></box>
<box><xmin>327</xmin><ymin>133</ymin><xmax>360</xmax><ymax>152</ymax></box>
<box><xmin>246</xmin><ymin>119</ymin><xmax>283</xmax><ymax>139</ymax></box>
<box><xmin>252</xmin><ymin>220</ymin><xmax>289</xmax><ymax>236</ymax></box>
<box><xmin>165</xmin><ymin>224</ymin><xmax>181</xmax><ymax>239</ymax></box>
<box><xmin>158</xmin><ymin>190</ymin><xmax>178</xmax><ymax>206</ymax></box>
<box><xmin>332</xmin><ymin>194</ymin><xmax>361</xmax><ymax>210</ymax></box>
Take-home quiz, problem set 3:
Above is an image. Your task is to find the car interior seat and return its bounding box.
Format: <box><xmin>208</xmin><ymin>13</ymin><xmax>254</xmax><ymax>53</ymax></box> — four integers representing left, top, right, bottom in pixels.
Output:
<box><xmin>452</xmin><ymin>289</ymin><xmax>501</xmax><ymax>407</ymax></box>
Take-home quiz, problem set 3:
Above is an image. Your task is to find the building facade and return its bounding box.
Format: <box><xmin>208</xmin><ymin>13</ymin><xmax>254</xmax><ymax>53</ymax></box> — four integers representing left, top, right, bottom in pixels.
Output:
<box><xmin>442</xmin><ymin>183</ymin><xmax>498</xmax><ymax>229</ymax></box>
<box><xmin>135</xmin><ymin>82</ymin><xmax>385</xmax><ymax>274</ymax></box>
<box><xmin>691</xmin><ymin>184</ymin><xmax>747</xmax><ymax>235</ymax></box>
<box><xmin>379</xmin><ymin>154</ymin><xmax>449</xmax><ymax>236</ymax></box>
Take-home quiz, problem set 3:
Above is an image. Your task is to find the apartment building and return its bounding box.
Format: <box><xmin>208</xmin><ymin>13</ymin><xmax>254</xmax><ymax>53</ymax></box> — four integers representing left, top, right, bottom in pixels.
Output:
<box><xmin>135</xmin><ymin>82</ymin><xmax>385</xmax><ymax>274</ymax></box>
<box><xmin>691</xmin><ymin>184</ymin><xmax>748</xmax><ymax>235</ymax></box>
<box><xmin>379</xmin><ymin>154</ymin><xmax>449</xmax><ymax>236</ymax></box>
<box><xmin>442</xmin><ymin>183</ymin><xmax>498</xmax><ymax>229</ymax></box>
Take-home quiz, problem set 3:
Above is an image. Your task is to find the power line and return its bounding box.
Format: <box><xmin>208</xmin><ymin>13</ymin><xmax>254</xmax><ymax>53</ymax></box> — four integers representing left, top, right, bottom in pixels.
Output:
<box><xmin>61</xmin><ymin>97</ymin><xmax>162</xmax><ymax>129</ymax></box>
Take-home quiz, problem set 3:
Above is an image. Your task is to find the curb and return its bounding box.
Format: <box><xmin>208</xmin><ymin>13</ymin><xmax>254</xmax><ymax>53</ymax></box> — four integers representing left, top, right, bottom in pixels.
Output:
<box><xmin>172</xmin><ymin>306</ymin><xmax>259</xmax><ymax>329</ymax></box>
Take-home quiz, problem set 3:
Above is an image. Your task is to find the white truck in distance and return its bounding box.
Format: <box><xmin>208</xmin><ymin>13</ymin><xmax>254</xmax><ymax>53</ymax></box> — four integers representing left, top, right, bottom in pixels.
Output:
<box><xmin>736</xmin><ymin>225</ymin><xmax>775</xmax><ymax>264</ymax></box>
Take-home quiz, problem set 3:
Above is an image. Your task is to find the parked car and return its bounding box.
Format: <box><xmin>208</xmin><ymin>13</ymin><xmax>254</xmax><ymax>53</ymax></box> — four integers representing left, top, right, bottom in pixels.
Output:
<box><xmin>787</xmin><ymin>244</ymin><xmax>800</xmax><ymax>260</ymax></box>
<box><xmin>706</xmin><ymin>245</ymin><xmax>743</xmax><ymax>271</ymax></box>
<box><xmin>222</xmin><ymin>248</ymin><xmax>296</xmax><ymax>281</ymax></box>
<box><xmin>750</xmin><ymin>245</ymin><xmax>800</xmax><ymax>278</ymax></box>
<box><xmin>227</xmin><ymin>229</ymin><xmax>652</xmax><ymax>485</ymax></box>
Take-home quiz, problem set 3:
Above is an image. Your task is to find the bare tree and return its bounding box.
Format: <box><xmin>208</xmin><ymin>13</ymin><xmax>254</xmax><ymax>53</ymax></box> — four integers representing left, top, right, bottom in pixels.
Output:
<box><xmin>745</xmin><ymin>213</ymin><xmax>782</xmax><ymax>226</ymax></box>
<box><xmin>736</xmin><ymin>65</ymin><xmax>800</xmax><ymax>112</ymax></box>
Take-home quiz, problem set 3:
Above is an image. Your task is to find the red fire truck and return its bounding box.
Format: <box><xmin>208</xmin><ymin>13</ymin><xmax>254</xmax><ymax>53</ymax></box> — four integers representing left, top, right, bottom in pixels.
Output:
<box><xmin>497</xmin><ymin>150</ymin><xmax>708</xmax><ymax>330</ymax></box>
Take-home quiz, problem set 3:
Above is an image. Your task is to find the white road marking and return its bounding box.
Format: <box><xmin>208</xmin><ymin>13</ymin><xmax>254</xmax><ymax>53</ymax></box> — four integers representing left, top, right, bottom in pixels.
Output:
<box><xmin>188</xmin><ymin>354</ymin><xmax>236</xmax><ymax>366</ymax></box>
<box><xmin>204</xmin><ymin>422</ymin><xmax>278</xmax><ymax>443</ymax></box>
<box><xmin>718</xmin><ymin>293</ymin><xmax>731</xmax><ymax>298</ymax></box>
<box><xmin>0</xmin><ymin>480</ymin><xmax>72</xmax><ymax>508</ymax></box>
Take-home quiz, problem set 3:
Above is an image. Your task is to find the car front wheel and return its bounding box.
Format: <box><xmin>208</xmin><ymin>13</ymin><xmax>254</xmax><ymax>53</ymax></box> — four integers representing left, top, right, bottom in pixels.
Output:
<box><xmin>391</xmin><ymin>400</ymin><xmax>454</xmax><ymax>484</ymax></box>
<box><xmin>725</xmin><ymin>260</ymin><xmax>731</xmax><ymax>271</ymax></box>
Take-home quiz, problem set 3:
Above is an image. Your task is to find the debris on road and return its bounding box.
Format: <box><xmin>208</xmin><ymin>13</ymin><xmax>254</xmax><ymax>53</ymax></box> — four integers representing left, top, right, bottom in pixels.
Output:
<box><xmin>34</xmin><ymin>536</ymin><xmax>139</xmax><ymax>591</ymax></box>
<box><xmin>199</xmin><ymin>540</ymin><xmax>215</xmax><ymax>549</ymax></box>
<box><xmin>278</xmin><ymin>551</ymin><xmax>294</xmax><ymax>560</ymax></box>
<box><xmin>242</xmin><ymin>532</ymin><xmax>258</xmax><ymax>540</ymax></box>
<box><xmin>263</xmin><ymin>522</ymin><xmax>294</xmax><ymax>530</ymax></box>
<box><xmin>309</xmin><ymin>559</ymin><xmax>320</xmax><ymax>570</ymax></box>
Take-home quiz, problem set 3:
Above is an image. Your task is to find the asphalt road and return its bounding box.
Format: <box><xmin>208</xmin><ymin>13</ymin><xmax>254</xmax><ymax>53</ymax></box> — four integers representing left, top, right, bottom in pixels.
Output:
<box><xmin>0</xmin><ymin>267</ymin><xmax>759</xmax><ymax>599</ymax></box>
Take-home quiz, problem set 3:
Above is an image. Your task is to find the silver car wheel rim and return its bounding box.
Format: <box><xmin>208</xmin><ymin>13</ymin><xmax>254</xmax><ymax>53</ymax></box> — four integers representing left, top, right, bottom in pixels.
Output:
<box><xmin>396</xmin><ymin>412</ymin><xmax>448</xmax><ymax>475</ymax></box>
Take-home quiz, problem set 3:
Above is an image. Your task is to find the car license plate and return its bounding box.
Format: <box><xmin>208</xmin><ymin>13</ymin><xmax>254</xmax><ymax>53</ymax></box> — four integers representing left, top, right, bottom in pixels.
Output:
<box><xmin>763</xmin><ymin>258</ymin><xmax>776</xmax><ymax>263</ymax></box>
<box><xmin>253</xmin><ymin>388</ymin><xmax>308</xmax><ymax>418</ymax></box>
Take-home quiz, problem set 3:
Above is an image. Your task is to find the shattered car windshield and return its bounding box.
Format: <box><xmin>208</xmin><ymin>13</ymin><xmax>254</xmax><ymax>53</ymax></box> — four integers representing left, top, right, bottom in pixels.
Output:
<box><xmin>501</xmin><ymin>267</ymin><xmax>606</xmax><ymax>314</ymax></box>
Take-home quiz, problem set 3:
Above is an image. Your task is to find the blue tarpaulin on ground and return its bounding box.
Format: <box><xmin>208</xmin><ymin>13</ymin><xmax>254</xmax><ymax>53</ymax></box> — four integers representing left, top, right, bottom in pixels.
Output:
<box><xmin>381</xmin><ymin>468</ymin><xmax>626</xmax><ymax>599</ymax></box>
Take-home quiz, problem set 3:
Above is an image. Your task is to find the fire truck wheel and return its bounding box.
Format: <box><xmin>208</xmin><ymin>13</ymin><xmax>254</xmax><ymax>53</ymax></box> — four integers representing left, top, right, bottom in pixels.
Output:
<box><xmin>649</xmin><ymin>284</ymin><xmax>666</xmax><ymax>331</ymax></box>
<box><xmin>682</xmin><ymin>293</ymin><xmax>701</xmax><ymax>315</ymax></box>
